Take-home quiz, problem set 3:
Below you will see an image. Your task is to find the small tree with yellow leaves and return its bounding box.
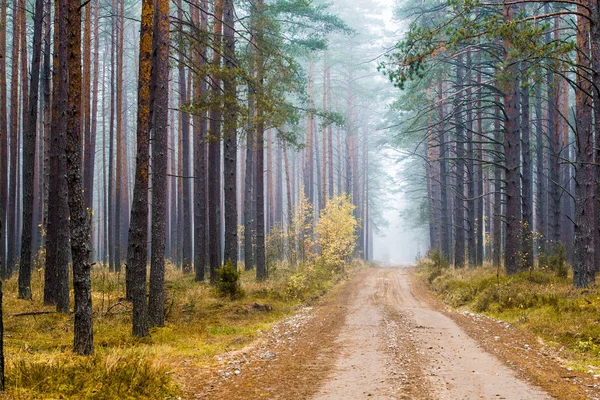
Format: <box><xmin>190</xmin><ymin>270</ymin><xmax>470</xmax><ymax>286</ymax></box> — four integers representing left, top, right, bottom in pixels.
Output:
<box><xmin>316</xmin><ymin>195</ymin><xmax>358</xmax><ymax>273</ymax></box>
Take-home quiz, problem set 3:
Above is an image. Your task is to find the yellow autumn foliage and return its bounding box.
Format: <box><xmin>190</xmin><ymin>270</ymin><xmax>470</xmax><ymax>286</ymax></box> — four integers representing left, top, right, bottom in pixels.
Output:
<box><xmin>316</xmin><ymin>195</ymin><xmax>358</xmax><ymax>272</ymax></box>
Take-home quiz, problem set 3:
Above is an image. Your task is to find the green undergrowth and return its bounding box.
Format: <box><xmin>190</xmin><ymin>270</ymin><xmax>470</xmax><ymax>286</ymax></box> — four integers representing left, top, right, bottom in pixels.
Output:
<box><xmin>2</xmin><ymin>259</ymin><xmax>366</xmax><ymax>399</ymax></box>
<box><xmin>417</xmin><ymin>257</ymin><xmax>600</xmax><ymax>371</ymax></box>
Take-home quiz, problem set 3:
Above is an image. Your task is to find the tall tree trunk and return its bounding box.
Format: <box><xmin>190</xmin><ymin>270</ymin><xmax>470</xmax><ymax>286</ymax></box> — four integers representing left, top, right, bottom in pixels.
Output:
<box><xmin>465</xmin><ymin>50</ymin><xmax>475</xmax><ymax>268</ymax></box>
<box><xmin>45</xmin><ymin>0</ymin><xmax>70</xmax><ymax>311</ymax></box>
<box><xmin>7</xmin><ymin>0</ymin><xmax>21</xmax><ymax>273</ymax></box>
<box><xmin>275</xmin><ymin>138</ymin><xmax>283</xmax><ymax>225</ymax></box>
<box><xmin>475</xmin><ymin>67</ymin><xmax>484</xmax><ymax>266</ymax></box>
<box><xmin>535</xmin><ymin>81</ymin><xmax>546</xmax><ymax>253</ymax></box>
<box><xmin>178</xmin><ymin>0</ymin><xmax>193</xmax><ymax>274</ymax></box>
<box><xmin>438</xmin><ymin>82</ymin><xmax>450</xmax><ymax>261</ymax></box>
<box><xmin>108</xmin><ymin>0</ymin><xmax>117</xmax><ymax>272</ymax></box>
<box><xmin>89</xmin><ymin>0</ymin><xmax>100</xmax><ymax>259</ymax></box>
<box><xmin>327</xmin><ymin>68</ymin><xmax>334</xmax><ymax>200</ymax></box>
<box><xmin>208</xmin><ymin>0</ymin><xmax>223</xmax><ymax>283</ymax></box>
<box><xmin>267</xmin><ymin>130</ymin><xmax>274</xmax><ymax>231</ymax></box>
<box><xmin>573</xmin><ymin>2</ymin><xmax>595</xmax><ymax>288</ymax></box>
<box><xmin>127</xmin><ymin>0</ymin><xmax>153</xmax><ymax>338</ymax></box>
<box><xmin>16</xmin><ymin>0</ymin><xmax>27</xmax><ymax>261</ymax></box>
<box><xmin>169</xmin><ymin>90</ymin><xmax>177</xmax><ymax>263</ymax></box>
<box><xmin>102</xmin><ymin>41</ymin><xmax>108</xmax><ymax>267</ymax></box>
<box><xmin>193</xmin><ymin>0</ymin><xmax>209</xmax><ymax>281</ymax></box>
<box><xmin>591</xmin><ymin>1</ymin><xmax>600</xmax><ymax>275</ymax></box>
<box><xmin>492</xmin><ymin>95</ymin><xmax>503</xmax><ymax>267</ymax></box>
<box><xmin>520</xmin><ymin>62</ymin><xmax>533</xmax><ymax>270</ymax></box>
<box><xmin>502</xmin><ymin>4</ymin><xmax>522</xmax><ymax>274</ymax></box>
<box><xmin>283</xmin><ymin>139</ymin><xmax>293</xmax><ymax>226</ymax></box>
<box><xmin>0</xmin><ymin>0</ymin><xmax>7</xmax><ymax>275</ymax></box>
<box><xmin>148</xmin><ymin>0</ymin><xmax>170</xmax><ymax>328</ymax></box>
<box><xmin>453</xmin><ymin>54</ymin><xmax>466</xmax><ymax>268</ymax></box>
<box><xmin>548</xmin><ymin>16</ymin><xmax>562</xmax><ymax>245</ymax></box>
<box><xmin>83</xmin><ymin>0</ymin><xmax>92</xmax><ymax>209</ymax></box>
<box><xmin>223</xmin><ymin>0</ymin><xmax>238</xmax><ymax>265</ymax></box>
<box><xmin>18</xmin><ymin>0</ymin><xmax>45</xmax><ymax>300</ymax></box>
<box><xmin>177</xmin><ymin>93</ymin><xmax>183</xmax><ymax>268</ymax></box>
<box><xmin>255</xmin><ymin>0</ymin><xmax>267</xmax><ymax>280</ymax></box>
<box><xmin>115</xmin><ymin>0</ymin><xmax>125</xmax><ymax>274</ymax></box>
<box><xmin>321</xmin><ymin>55</ymin><xmax>328</xmax><ymax>208</ymax></box>
<box><xmin>304</xmin><ymin>58</ymin><xmax>314</xmax><ymax>204</ymax></box>
<box><xmin>244</xmin><ymin>84</ymin><xmax>255</xmax><ymax>270</ymax></box>
<box><xmin>66</xmin><ymin>0</ymin><xmax>94</xmax><ymax>355</ymax></box>
<box><xmin>0</xmin><ymin>217</ymin><xmax>4</xmax><ymax>389</ymax></box>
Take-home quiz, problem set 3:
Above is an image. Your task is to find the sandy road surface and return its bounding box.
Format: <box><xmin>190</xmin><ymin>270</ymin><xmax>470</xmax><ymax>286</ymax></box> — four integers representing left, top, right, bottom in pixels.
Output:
<box><xmin>192</xmin><ymin>267</ymin><xmax>578</xmax><ymax>399</ymax></box>
<box><xmin>313</xmin><ymin>267</ymin><xmax>549</xmax><ymax>399</ymax></box>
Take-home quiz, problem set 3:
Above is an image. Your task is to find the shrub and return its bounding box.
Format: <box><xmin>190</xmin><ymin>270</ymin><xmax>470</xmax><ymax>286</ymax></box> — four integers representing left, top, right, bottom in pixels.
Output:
<box><xmin>216</xmin><ymin>261</ymin><xmax>244</xmax><ymax>299</ymax></box>
<box><xmin>425</xmin><ymin>248</ymin><xmax>449</xmax><ymax>283</ymax></box>
<box><xmin>285</xmin><ymin>272</ymin><xmax>309</xmax><ymax>300</ymax></box>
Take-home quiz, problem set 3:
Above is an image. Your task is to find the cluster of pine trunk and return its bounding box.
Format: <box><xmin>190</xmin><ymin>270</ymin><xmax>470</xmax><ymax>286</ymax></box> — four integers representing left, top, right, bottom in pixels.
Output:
<box><xmin>418</xmin><ymin>1</ymin><xmax>600</xmax><ymax>289</ymax></box>
<box><xmin>0</xmin><ymin>0</ymin><xmax>372</xmax><ymax>369</ymax></box>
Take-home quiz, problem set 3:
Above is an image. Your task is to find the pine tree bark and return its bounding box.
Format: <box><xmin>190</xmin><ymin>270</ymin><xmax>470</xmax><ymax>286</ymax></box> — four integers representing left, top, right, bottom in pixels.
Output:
<box><xmin>465</xmin><ymin>50</ymin><xmax>475</xmax><ymax>268</ymax></box>
<box><xmin>438</xmin><ymin>82</ymin><xmax>451</xmax><ymax>261</ymax></box>
<box><xmin>115</xmin><ymin>0</ymin><xmax>125</xmax><ymax>275</ymax></box>
<box><xmin>327</xmin><ymin>69</ymin><xmax>334</xmax><ymax>200</ymax></box>
<box><xmin>520</xmin><ymin>62</ymin><xmax>533</xmax><ymax>270</ymax></box>
<box><xmin>83</xmin><ymin>1</ymin><xmax>93</xmax><ymax>210</ymax></box>
<box><xmin>321</xmin><ymin>56</ymin><xmax>328</xmax><ymax>208</ymax></box>
<box><xmin>193</xmin><ymin>0</ymin><xmax>209</xmax><ymax>281</ymax></box>
<box><xmin>108</xmin><ymin>0</ymin><xmax>117</xmax><ymax>272</ymax></box>
<box><xmin>66</xmin><ymin>0</ymin><xmax>94</xmax><ymax>355</ymax></box>
<box><xmin>548</xmin><ymin>15</ymin><xmax>561</xmax><ymax>245</ymax></box>
<box><xmin>45</xmin><ymin>0</ymin><xmax>70</xmax><ymax>311</ymax></box>
<box><xmin>0</xmin><ymin>217</ymin><xmax>4</xmax><ymax>390</ymax></box>
<box><xmin>453</xmin><ymin>54</ymin><xmax>466</xmax><ymax>268</ymax></box>
<box><xmin>148</xmin><ymin>0</ymin><xmax>170</xmax><ymax>327</ymax></box>
<box><xmin>255</xmin><ymin>0</ymin><xmax>267</xmax><ymax>280</ymax></box>
<box><xmin>535</xmin><ymin>80</ymin><xmax>546</xmax><ymax>252</ymax></box>
<box><xmin>102</xmin><ymin>41</ymin><xmax>109</xmax><ymax>266</ymax></box>
<box><xmin>304</xmin><ymin>58</ymin><xmax>314</xmax><ymax>203</ymax></box>
<box><xmin>40</xmin><ymin>0</ymin><xmax>52</xmax><ymax>257</ymax></box>
<box><xmin>7</xmin><ymin>0</ymin><xmax>21</xmax><ymax>274</ymax></box>
<box><xmin>590</xmin><ymin>1</ymin><xmax>600</xmax><ymax>274</ymax></box>
<box><xmin>573</xmin><ymin>1</ymin><xmax>595</xmax><ymax>288</ymax></box>
<box><xmin>267</xmin><ymin>130</ymin><xmax>273</xmax><ymax>231</ymax></box>
<box><xmin>88</xmin><ymin>0</ymin><xmax>100</xmax><ymax>257</ymax></box>
<box><xmin>127</xmin><ymin>0</ymin><xmax>153</xmax><ymax>337</ymax></box>
<box><xmin>208</xmin><ymin>0</ymin><xmax>224</xmax><ymax>283</ymax></box>
<box><xmin>223</xmin><ymin>0</ymin><xmax>238</xmax><ymax>265</ymax></box>
<box><xmin>17</xmin><ymin>0</ymin><xmax>28</xmax><ymax>260</ymax></box>
<box><xmin>244</xmin><ymin>105</ymin><xmax>255</xmax><ymax>271</ymax></box>
<box><xmin>502</xmin><ymin>4</ymin><xmax>522</xmax><ymax>274</ymax></box>
<box><xmin>18</xmin><ymin>0</ymin><xmax>45</xmax><ymax>300</ymax></box>
<box><xmin>177</xmin><ymin>0</ymin><xmax>193</xmax><ymax>274</ymax></box>
<box><xmin>0</xmin><ymin>0</ymin><xmax>7</xmax><ymax>275</ymax></box>
<box><xmin>475</xmin><ymin>67</ymin><xmax>484</xmax><ymax>266</ymax></box>
<box><xmin>492</xmin><ymin>95</ymin><xmax>503</xmax><ymax>268</ymax></box>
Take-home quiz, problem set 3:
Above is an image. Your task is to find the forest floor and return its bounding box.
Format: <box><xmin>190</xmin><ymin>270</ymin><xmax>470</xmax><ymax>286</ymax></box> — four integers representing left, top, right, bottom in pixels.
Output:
<box><xmin>189</xmin><ymin>267</ymin><xmax>600</xmax><ymax>399</ymax></box>
<box><xmin>0</xmin><ymin>262</ymin><xmax>362</xmax><ymax>399</ymax></box>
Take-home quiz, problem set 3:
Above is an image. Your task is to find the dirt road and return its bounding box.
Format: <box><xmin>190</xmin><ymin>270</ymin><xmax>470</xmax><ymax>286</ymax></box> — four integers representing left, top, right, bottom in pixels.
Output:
<box><xmin>313</xmin><ymin>267</ymin><xmax>549</xmax><ymax>400</ymax></box>
<box><xmin>193</xmin><ymin>267</ymin><xmax>596</xmax><ymax>399</ymax></box>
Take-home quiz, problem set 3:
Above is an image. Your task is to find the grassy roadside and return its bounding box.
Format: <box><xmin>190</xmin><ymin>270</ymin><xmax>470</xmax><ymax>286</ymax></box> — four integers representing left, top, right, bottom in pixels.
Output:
<box><xmin>2</xmin><ymin>260</ymin><xmax>366</xmax><ymax>399</ymax></box>
<box><xmin>416</xmin><ymin>257</ymin><xmax>600</xmax><ymax>373</ymax></box>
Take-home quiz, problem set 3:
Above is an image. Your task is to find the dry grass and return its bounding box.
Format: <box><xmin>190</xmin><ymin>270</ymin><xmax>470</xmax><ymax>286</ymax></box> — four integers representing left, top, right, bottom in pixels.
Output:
<box><xmin>1</xmin><ymin>259</ymin><xmax>364</xmax><ymax>399</ymax></box>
